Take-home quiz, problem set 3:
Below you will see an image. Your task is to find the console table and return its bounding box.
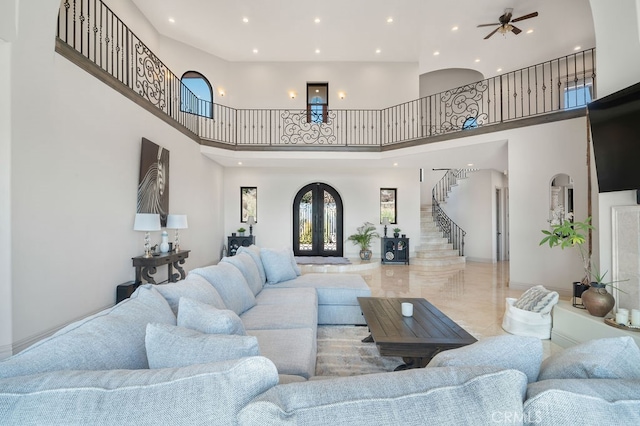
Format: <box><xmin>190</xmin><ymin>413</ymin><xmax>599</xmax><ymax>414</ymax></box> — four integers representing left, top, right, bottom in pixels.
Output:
<box><xmin>381</xmin><ymin>237</ymin><xmax>410</xmax><ymax>264</ymax></box>
<box><xmin>132</xmin><ymin>250</ymin><xmax>190</xmax><ymax>285</ymax></box>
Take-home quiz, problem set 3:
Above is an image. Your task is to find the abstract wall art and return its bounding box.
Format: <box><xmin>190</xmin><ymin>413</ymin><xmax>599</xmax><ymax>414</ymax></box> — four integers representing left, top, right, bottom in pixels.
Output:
<box><xmin>137</xmin><ymin>137</ymin><xmax>169</xmax><ymax>226</ymax></box>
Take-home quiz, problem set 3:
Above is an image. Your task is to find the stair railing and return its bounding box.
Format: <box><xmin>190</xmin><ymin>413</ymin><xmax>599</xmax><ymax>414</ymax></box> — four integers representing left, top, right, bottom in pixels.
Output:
<box><xmin>432</xmin><ymin>169</ymin><xmax>471</xmax><ymax>256</ymax></box>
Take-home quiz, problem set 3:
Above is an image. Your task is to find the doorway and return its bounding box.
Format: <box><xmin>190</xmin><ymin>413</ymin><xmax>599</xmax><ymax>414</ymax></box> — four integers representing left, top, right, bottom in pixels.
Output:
<box><xmin>293</xmin><ymin>183</ymin><xmax>343</xmax><ymax>256</ymax></box>
<box><xmin>496</xmin><ymin>187</ymin><xmax>510</xmax><ymax>261</ymax></box>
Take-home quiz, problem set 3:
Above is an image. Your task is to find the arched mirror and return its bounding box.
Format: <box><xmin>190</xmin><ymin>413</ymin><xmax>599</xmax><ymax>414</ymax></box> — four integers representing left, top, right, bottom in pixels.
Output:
<box><xmin>549</xmin><ymin>173</ymin><xmax>574</xmax><ymax>225</ymax></box>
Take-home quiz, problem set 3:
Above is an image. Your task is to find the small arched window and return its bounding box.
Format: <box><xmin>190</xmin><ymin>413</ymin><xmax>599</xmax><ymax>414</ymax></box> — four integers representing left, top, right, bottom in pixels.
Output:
<box><xmin>180</xmin><ymin>71</ymin><xmax>213</xmax><ymax>118</ymax></box>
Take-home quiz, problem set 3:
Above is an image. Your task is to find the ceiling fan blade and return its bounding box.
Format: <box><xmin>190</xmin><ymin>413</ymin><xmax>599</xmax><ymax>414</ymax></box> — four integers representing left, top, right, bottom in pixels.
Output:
<box><xmin>484</xmin><ymin>27</ymin><xmax>500</xmax><ymax>40</ymax></box>
<box><xmin>512</xmin><ymin>12</ymin><xmax>539</xmax><ymax>23</ymax></box>
<box><xmin>477</xmin><ymin>23</ymin><xmax>500</xmax><ymax>27</ymax></box>
<box><xmin>510</xmin><ymin>25</ymin><xmax>522</xmax><ymax>35</ymax></box>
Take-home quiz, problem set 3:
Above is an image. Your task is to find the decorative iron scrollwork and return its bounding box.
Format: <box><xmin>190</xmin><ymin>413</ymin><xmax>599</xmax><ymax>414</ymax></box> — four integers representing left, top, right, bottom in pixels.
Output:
<box><xmin>280</xmin><ymin>110</ymin><xmax>337</xmax><ymax>144</ymax></box>
<box><xmin>135</xmin><ymin>42</ymin><xmax>166</xmax><ymax>110</ymax></box>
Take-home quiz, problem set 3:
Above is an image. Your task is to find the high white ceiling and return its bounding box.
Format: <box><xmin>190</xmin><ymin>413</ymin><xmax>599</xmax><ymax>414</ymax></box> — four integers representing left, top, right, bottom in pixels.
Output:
<box><xmin>130</xmin><ymin>0</ymin><xmax>595</xmax><ymax>171</ymax></box>
<box><xmin>132</xmin><ymin>0</ymin><xmax>595</xmax><ymax>77</ymax></box>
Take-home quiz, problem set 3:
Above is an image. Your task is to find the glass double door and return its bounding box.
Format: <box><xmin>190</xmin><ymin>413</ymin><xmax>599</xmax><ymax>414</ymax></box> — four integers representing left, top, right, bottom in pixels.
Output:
<box><xmin>293</xmin><ymin>183</ymin><xmax>343</xmax><ymax>257</ymax></box>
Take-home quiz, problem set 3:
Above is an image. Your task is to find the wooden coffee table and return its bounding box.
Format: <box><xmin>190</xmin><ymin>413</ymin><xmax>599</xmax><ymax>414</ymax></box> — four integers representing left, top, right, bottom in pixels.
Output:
<box><xmin>357</xmin><ymin>297</ymin><xmax>477</xmax><ymax>370</ymax></box>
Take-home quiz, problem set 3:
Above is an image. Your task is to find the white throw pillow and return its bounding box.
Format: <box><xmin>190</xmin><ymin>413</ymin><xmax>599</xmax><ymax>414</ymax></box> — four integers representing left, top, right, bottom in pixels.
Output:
<box><xmin>177</xmin><ymin>297</ymin><xmax>246</xmax><ymax>335</ymax></box>
<box><xmin>513</xmin><ymin>285</ymin><xmax>558</xmax><ymax>313</ymax></box>
<box><xmin>145</xmin><ymin>323</ymin><xmax>259</xmax><ymax>369</ymax></box>
<box><xmin>260</xmin><ymin>247</ymin><xmax>299</xmax><ymax>284</ymax></box>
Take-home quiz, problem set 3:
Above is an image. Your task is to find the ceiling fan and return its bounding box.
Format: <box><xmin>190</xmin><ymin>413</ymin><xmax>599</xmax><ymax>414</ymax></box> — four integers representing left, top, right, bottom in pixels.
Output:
<box><xmin>478</xmin><ymin>8</ymin><xmax>539</xmax><ymax>39</ymax></box>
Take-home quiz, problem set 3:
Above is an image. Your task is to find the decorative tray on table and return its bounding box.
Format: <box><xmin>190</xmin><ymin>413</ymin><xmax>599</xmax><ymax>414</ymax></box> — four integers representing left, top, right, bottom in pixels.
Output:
<box><xmin>604</xmin><ymin>318</ymin><xmax>640</xmax><ymax>332</ymax></box>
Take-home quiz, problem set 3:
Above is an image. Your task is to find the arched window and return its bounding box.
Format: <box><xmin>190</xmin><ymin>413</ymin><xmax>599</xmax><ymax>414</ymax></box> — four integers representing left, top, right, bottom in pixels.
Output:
<box><xmin>306</xmin><ymin>83</ymin><xmax>328</xmax><ymax>124</ymax></box>
<box><xmin>180</xmin><ymin>71</ymin><xmax>213</xmax><ymax>118</ymax></box>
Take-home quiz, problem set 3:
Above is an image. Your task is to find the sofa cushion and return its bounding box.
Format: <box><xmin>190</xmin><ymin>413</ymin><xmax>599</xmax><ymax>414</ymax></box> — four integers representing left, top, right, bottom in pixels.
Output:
<box><xmin>237</xmin><ymin>245</ymin><xmax>266</xmax><ymax>285</ymax></box>
<box><xmin>222</xmin><ymin>252</ymin><xmax>264</xmax><ymax>296</ymax></box>
<box><xmin>248</xmin><ymin>328</ymin><xmax>317</xmax><ymax>379</ymax></box>
<box><xmin>241</xmin><ymin>303</ymin><xmax>318</xmax><ymax>333</ymax></box>
<box><xmin>513</xmin><ymin>285</ymin><xmax>559</xmax><ymax>314</ymax></box>
<box><xmin>268</xmin><ymin>273</ymin><xmax>371</xmax><ymax>305</ymax></box>
<box><xmin>239</xmin><ymin>367</ymin><xmax>528</xmax><ymax>425</ymax></box>
<box><xmin>260</xmin><ymin>247</ymin><xmax>299</xmax><ymax>284</ymax></box>
<box><xmin>189</xmin><ymin>263</ymin><xmax>256</xmax><ymax>315</ymax></box>
<box><xmin>154</xmin><ymin>274</ymin><xmax>226</xmax><ymax>314</ymax></box>
<box><xmin>538</xmin><ymin>336</ymin><xmax>640</xmax><ymax>380</ymax></box>
<box><xmin>145</xmin><ymin>323</ymin><xmax>260</xmax><ymax>369</ymax></box>
<box><xmin>177</xmin><ymin>297</ymin><xmax>246</xmax><ymax>336</ymax></box>
<box><xmin>0</xmin><ymin>285</ymin><xmax>176</xmax><ymax>378</ymax></box>
<box><xmin>427</xmin><ymin>335</ymin><xmax>543</xmax><ymax>383</ymax></box>
<box><xmin>255</xmin><ymin>287</ymin><xmax>318</xmax><ymax>306</ymax></box>
<box><xmin>0</xmin><ymin>357</ymin><xmax>278</xmax><ymax>425</ymax></box>
<box><xmin>524</xmin><ymin>379</ymin><xmax>640</xmax><ymax>425</ymax></box>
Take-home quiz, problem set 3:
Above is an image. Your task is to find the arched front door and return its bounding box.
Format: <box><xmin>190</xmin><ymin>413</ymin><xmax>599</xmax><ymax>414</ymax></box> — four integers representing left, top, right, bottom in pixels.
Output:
<box><xmin>293</xmin><ymin>183</ymin><xmax>343</xmax><ymax>257</ymax></box>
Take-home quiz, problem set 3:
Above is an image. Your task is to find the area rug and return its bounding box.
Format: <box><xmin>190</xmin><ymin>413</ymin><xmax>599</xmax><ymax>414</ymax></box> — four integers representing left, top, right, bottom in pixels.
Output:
<box><xmin>295</xmin><ymin>256</ymin><xmax>351</xmax><ymax>265</ymax></box>
<box><xmin>315</xmin><ymin>322</ymin><xmax>484</xmax><ymax>377</ymax></box>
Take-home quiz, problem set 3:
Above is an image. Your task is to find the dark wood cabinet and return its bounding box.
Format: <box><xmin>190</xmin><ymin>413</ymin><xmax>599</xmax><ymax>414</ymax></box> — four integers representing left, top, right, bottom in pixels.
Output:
<box><xmin>381</xmin><ymin>237</ymin><xmax>409</xmax><ymax>265</ymax></box>
<box><xmin>228</xmin><ymin>235</ymin><xmax>255</xmax><ymax>256</ymax></box>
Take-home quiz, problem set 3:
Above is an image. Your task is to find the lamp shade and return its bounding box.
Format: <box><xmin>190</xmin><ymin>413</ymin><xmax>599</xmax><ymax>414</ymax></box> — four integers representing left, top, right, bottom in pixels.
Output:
<box><xmin>247</xmin><ymin>215</ymin><xmax>256</xmax><ymax>226</ymax></box>
<box><xmin>166</xmin><ymin>214</ymin><xmax>188</xmax><ymax>229</ymax></box>
<box><xmin>133</xmin><ymin>213</ymin><xmax>161</xmax><ymax>231</ymax></box>
<box><xmin>382</xmin><ymin>217</ymin><xmax>390</xmax><ymax>226</ymax></box>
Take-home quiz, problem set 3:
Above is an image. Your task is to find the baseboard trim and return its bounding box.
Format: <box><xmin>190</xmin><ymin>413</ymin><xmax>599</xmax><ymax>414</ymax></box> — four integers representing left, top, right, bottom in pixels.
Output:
<box><xmin>0</xmin><ymin>343</ymin><xmax>13</xmax><ymax>361</ymax></box>
<box><xmin>465</xmin><ymin>257</ymin><xmax>494</xmax><ymax>263</ymax></box>
<box><xmin>11</xmin><ymin>303</ymin><xmax>114</xmax><ymax>355</ymax></box>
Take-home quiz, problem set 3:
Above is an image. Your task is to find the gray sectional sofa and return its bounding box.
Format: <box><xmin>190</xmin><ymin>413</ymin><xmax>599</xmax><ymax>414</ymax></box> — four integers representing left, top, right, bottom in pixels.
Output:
<box><xmin>1</xmin><ymin>245</ymin><xmax>640</xmax><ymax>425</ymax></box>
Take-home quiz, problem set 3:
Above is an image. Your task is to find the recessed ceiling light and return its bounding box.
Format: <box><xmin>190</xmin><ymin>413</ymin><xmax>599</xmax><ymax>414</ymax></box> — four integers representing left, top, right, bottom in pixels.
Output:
<box><xmin>387</xmin><ymin>17</ymin><xmax>393</xmax><ymax>23</ymax></box>
<box><xmin>242</xmin><ymin>17</ymin><xmax>249</xmax><ymax>23</ymax></box>
<box><xmin>451</xmin><ymin>26</ymin><xmax>458</xmax><ymax>31</ymax></box>
<box><xmin>474</xmin><ymin>58</ymin><xmax>480</xmax><ymax>63</ymax></box>
<box><xmin>375</xmin><ymin>49</ymin><xmax>381</xmax><ymax>54</ymax></box>
<box><xmin>526</xmin><ymin>29</ymin><xmax>533</xmax><ymax>34</ymax></box>
<box><xmin>433</xmin><ymin>51</ymin><xmax>440</xmax><ymax>56</ymax></box>
<box><xmin>315</xmin><ymin>48</ymin><xmax>321</xmax><ymax>54</ymax></box>
<box><xmin>168</xmin><ymin>17</ymin><xmax>175</xmax><ymax>23</ymax></box>
<box><xmin>497</xmin><ymin>68</ymin><xmax>502</xmax><ymax>72</ymax></box>
<box><xmin>238</xmin><ymin>161</ymin><xmax>243</xmax><ymax>165</ymax></box>
<box><xmin>574</xmin><ymin>45</ymin><xmax>581</xmax><ymax>51</ymax></box>
<box><xmin>393</xmin><ymin>162</ymin><xmax>398</xmax><ymax>166</ymax></box>
<box><xmin>467</xmin><ymin>163</ymin><xmax>474</xmax><ymax>167</ymax></box>
<box><xmin>314</xmin><ymin>17</ymin><xmax>321</xmax><ymax>24</ymax></box>
<box><xmin>252</xmin><ymin>48</ymin><xmax>258</xmax><ymax>54</ymax></box>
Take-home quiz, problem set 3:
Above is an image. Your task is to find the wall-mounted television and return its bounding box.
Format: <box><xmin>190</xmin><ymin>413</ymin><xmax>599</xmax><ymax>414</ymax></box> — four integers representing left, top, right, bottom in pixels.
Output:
<box><xmin>588</xmin><ymin>81</ymin><xmax>640</xmax><ymax>193</ymax></box>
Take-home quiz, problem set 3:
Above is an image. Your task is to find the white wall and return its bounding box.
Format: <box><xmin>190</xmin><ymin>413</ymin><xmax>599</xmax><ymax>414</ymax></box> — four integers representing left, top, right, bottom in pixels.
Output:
<box><xmin>419</xmin><ymin>68</ymin><xmax>484</xmax><ymax>98</ymax></box>
<box><xmin>8</xmin><ymin>1</ymin><xmax>224</xmax><ymax>352</ymax></box>
<box><xmin>222</xmin><ymin>167</ymin><xmax>420</xmax><ymax>258</ymax></box>
<box><xmin>443</xmin><ymin>169</ymin><xmax>506</xmax><ymax>263</ymax></box>
<box><xmin>0</xmin><ymin>39</ymin><xmax>12</xmax><ymax>358</ymax></box>
<box><xmin>158</xmin><ymin>37</ymin><xmax>418</xmax><ymax>110</ymax></box>
<box><xmin>589</xmin><ymin>0</ymin><xmax>640</xmax><ymax>283</ymax></box>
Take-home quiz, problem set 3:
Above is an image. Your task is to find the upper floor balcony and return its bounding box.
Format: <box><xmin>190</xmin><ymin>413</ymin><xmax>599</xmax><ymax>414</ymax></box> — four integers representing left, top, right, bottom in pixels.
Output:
<box><xmin>56</xmin><ymin>0</ymin><xmax>595</xmax><ymax>152</ymax></box>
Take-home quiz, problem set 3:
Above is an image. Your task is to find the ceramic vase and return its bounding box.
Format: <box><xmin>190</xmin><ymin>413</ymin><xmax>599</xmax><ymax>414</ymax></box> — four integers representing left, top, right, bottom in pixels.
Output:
<box><xmin>160</xmin><ymin>231</ymin><xmax>170</xmax><ymax>253</ymax></box>
<box><xmin>581</xmin><ymin>283</ymin><xmax>615</xmax><ymax>317</ymax></box>
<box><xmin>360</xmin><ymin>249</ymin><xmax>372</xmax><ymax>261</ymax></box>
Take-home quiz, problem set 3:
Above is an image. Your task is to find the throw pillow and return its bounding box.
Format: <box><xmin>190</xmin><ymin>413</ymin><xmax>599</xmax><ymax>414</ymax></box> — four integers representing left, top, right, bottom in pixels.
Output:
<box><xmin>154</xmin><ymin>274</ymin><xmax>226</xmax><ymax>314</ymax></box>
<box><xmin>260</xmin><ymin>247</ymin><xmax>298</xmax><ymax>284</ymax></box>
<box><xmin>538</xmin><ymin>336</ymin><xmax>640</xmax><ymax>380</ymax></box>
<box><xmin>189</xmin><ymin>262</ymin><xmax>257</xmax><ymax>315</ymax></box>
<box><xmin>177</xmin><ymin>297</ymin><xmax>246</xmax><ymax>336</ymax></box>
<box><xmin>237</xmin><ymin>245</ymin><xmax>267</xmax><ymax>285</ymax></box>
<box><xmin>426</xmin><ymin>335</ymin><xmax>543</xmax><ymax>383</ymax></box>
<box><xmin>145</xmin><ymin>323</ymin><xmax>260</xmax><ymax>369</ymax></box>
<box><xmin>513</xmin><ymin>285</ymin><xmax>559</xmax><ymax>313</ymax></box>
<box><xmin>221</xmin><ymin>252</ymin><xmax>264</xmax><ymax>296</ymax></box>
<box><xmin>288</xmin><ymin>247</ymin><xmax>302</xmax><ymax>276</ymax></box>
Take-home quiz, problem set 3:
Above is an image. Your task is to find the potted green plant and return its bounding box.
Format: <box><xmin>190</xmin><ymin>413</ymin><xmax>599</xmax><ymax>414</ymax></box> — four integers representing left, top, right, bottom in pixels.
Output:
<box><xmin>539</xmin><ymin>216</ymin><xmax>623</xmax><ymax>316</ymax></box>
<box><xmin>393</xmin><ymin>227</ymin><xmax>401</xmax><ymax>238</ymax></box>
<box><xmin>347</xmin><ymin>222</ymin><xmax>380</xmax><ymax>261</ymax></box>
<box><xmin>237</xmin><ymin>227</ymin><xmax>246</xmax><ymax>236</ymax></box>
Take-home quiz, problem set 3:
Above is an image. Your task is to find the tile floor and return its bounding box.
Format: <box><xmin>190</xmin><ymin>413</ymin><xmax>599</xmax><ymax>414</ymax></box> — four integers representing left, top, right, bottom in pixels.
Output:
<box><xmin>352</xmin><ymin>261</ymin><xmax>563</xmax><ymax>358</ymax></box>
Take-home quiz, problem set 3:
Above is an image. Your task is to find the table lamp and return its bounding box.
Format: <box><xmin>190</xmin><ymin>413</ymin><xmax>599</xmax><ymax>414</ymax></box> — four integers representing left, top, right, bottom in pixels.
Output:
<box><xmin>247</xmin><ymin>215</ymin><xmax>256</xmax><ymax>236</ymax></box>
<box><xmin>382</xmin><ymin>217</ymin><xmax>390</xmax><ymax>237</ymax></box>
<box><xmin>166</xmin><ymin>214</ymin><xmax>188</xmax><ymax>252</ymax></box>
<box><xmin>134</xmin><ymin>213</ymin><xmax>161</xmax><ymax>257</ymax></box>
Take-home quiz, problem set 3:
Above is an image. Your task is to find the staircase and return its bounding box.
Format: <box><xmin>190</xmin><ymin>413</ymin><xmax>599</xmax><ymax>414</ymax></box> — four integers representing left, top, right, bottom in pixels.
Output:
<box><xmin>412</xmin><ymin>205</ymin><xmax>466</xmax><ymax>268</ymax></box>
<box><xmin>412</xmin><ymin>169</ymin><xmax>474</xmax><ymax>268</ymax></box>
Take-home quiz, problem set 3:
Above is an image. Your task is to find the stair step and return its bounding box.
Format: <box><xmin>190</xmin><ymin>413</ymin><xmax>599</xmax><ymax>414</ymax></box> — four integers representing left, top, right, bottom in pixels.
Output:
<box><xmin>414</xmin><ymin>249</ymin><xmax>460</xmax><ymax>258</ymax></box>
<box><xmin>416</xmin><ymin>242</ymin><xmax>454</xmax><ymax>250</ymax></box>
<box><xmin>411</xmin><ymin>256</ymin><xmax>466</xmax><ymax>267</ymax></box>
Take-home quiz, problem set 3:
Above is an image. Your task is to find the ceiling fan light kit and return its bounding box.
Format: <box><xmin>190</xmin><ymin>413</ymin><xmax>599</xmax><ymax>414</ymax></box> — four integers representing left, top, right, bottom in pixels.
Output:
<box><xmin>478</xmin><ymin>8</ymin><xmax>539</xmax><ymax>39</ymax></box>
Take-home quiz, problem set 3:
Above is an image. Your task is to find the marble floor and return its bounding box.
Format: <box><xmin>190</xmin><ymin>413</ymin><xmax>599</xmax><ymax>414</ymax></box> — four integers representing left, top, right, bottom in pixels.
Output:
<box><xmin>351</xmin><ymin>261</ymin><xmax>563</xmax><ymax>358</ymax></box>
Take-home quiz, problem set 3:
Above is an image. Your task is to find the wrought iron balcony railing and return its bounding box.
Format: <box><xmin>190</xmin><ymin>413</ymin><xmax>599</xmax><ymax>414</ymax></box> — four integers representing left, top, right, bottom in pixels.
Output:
<box><xmin>57</xmin><ymin>0</ymin><xmax>596</xmax><ymax>149</ymax></box>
